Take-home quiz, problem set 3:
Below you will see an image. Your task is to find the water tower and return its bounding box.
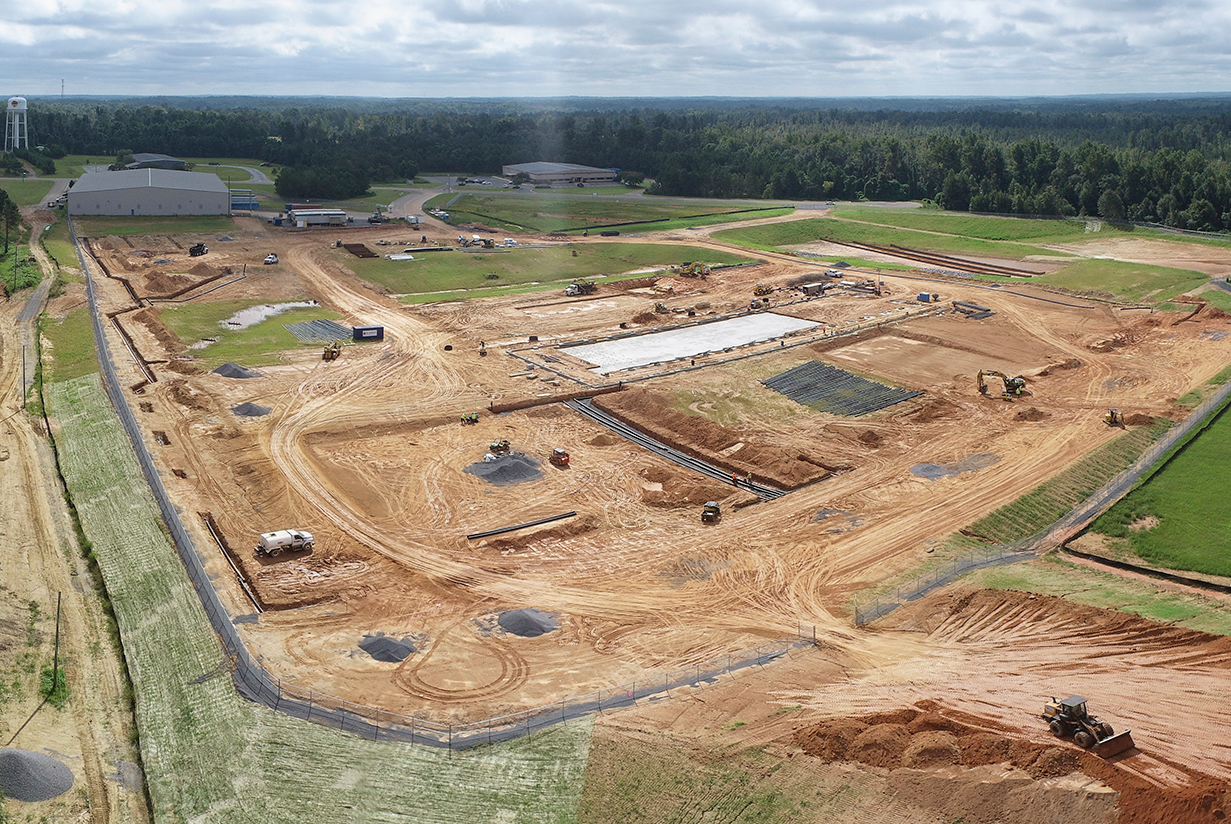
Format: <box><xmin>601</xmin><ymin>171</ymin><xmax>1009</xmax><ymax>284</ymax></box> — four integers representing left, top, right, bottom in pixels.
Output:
<box><xmin>5</xmin><ymin>97</ymin><xmax>28</xmax><ymax>152</ymax></box>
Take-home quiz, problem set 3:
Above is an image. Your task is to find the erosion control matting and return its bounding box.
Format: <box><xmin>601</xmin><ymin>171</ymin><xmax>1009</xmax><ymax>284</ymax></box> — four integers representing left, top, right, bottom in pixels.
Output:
<box><xmin>231</xmin><ymin>402</ymin><xmax>271</xmax><ymax>417</ymax></box>
<box><xmin>463</xmin><ymin>453</ymin><xmax>544</xmax><ymax>486</ymax></box>
<box><xmin>212</xmin><ymin>362</ymin><xmax>261</xmax><ymax>379</ymax></box>
<box><xmin>359</xmin><ymin>633</ymin><xmax>417</xmax><ymax>663</ymax></box>
<box><xmin>763</xmin><ymin>360</ymin><xmax>922</xmax><ymax>416</ymax></box>
<box><xmin>498</xmin><ymin>608</ymin><xmax>559</xmax><ymax>638</ymax></box>
<box><xmin>283</xmin><ymin>318</ymin><xmax>352</xmax><ymax>344</ymax></box>
<box><xmin>0</xmin><ymin>749</ymin><xmax>75</xmax><ymax>802</ymax></box>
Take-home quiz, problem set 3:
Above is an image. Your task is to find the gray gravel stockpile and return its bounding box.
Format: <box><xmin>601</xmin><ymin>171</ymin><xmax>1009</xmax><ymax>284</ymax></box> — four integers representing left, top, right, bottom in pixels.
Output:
<box><xmin>213</xmin><ymin>362</ymin><xmax>260</xmax><ymax>379</ymax></box>
<box><xmin>463</xmin><ymin>453</ymin><xmax>543</xmax><ymax>486</ymax></box>
<box><xmin>0</xmin><ymin>749</ymin><xmax>74</xmax><ymax>802</ymax></box>
<box><xmin>498</xmin><ymin>608</ymin><xmax>558</xmax><ymax>638</ymax></box>
<box><xmin>231</xmin><ymin>402</ymin><xmax>271</xmax><ymax>417</ymax></box>
<box><xmin>359</xmin><ymin>634</ymin><xmax>416</xmax><ymax>662</ymax></box>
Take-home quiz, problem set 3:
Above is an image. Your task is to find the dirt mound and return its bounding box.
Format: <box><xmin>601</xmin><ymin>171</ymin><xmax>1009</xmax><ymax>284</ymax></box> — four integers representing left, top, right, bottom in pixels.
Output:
<box><xmin>0</xmin><ymin>748</ymin><xmax>74</xmax><ymax>802</ymax></box>
<box><xmin>497</xmin><ymin>608</ymin><xmax>558</xmax><ymax>638</ymax></box>
<box><xmin>903</xmin><ymin>730</ymin><xmax>962</xmax><ymax>767</ymax></box>
<box><xmin>961</xmin><ymin>732</ymin><xmax>1014</xmax><ymax>765</ymax></box>
<box><xmin>588</xmin><ymin>433</ymin><xmax>621</xmax><ymax>446</ymax></box>
<box><xmin>142</xmin><ymin>272</ymin><xmax>193</xmax><ymax>295</ymax></box>
<box><xmin>795</xmin><ymin>718</ymin><xmax>869</xmax><ymax>760</ymax></box>
<box><xmin>167</xmin><ymin>379</ymin><xmax>210</xmax><ymax>411</ymax></box>
<box><xmin>1200</xmin><ymin>305</ymin><xmax>1230</xmax><ymax>320</ymax></box>
<box><xmin>1037</xmin><ymin>357</ymin><xmax>1082</xmax><ymax>376</ymax></box>
<box><xmin>464</xmin><ymin>453</ymin><xmax>543</xmax><ymax>486</ymax></box>
<box><xmin>1014</xmin><ymin>406</ymin><xmax>1049</xmax><ymax>421</ymax></box>
<box><xmin>595</xmin><ymin>389</ymin><xmax>838</xmax><ymax>490</ymax></box>
<box><xmin>232</xmin><ymin>402</ymin><xmax>271</xmax><ymax>417</ymax></box>
<box><xmin>1124</xmin><ymin>412</ymin><xmax>1155</xmax><ymax>426</ymax></box>
<box><xmin>847</xmin><ymin>723</ymin><xmax>912</xmax><ymax>768</ymax></box>
<box><xmin>188</xmin><ymin>262</ymin><xmax>214</xmax><ymax>277</ymax></box>
<box><xmin>630</xmin><ymin>312</ymin><xmax>658</xmax><ymax>324</ymax></box>
<box><xmin>213</xmin><ymin>362</ymin><xmax>260</xmax><ymax>379</ymax></box>
<box><xmin>1030</xmin><ymin>746</ymin><xmax>1083</xmax><ymax>778</ymax></box>
<box><xmin>857</xmin><ymin>429</ymin><xmax>883</xmax><ymax>446</ymax></box>
<box><xmin>911</xmin><ymin>399</ymin><xmax>959</xmax><ymax>423</ymax></box>
<box><xmin>358</xmin><ymin>634</ymin><xmax>416</xmax><ymax>663</ymax></box>
<box><xmin>638</xmin><ymin>464</ymin><xmax>750</xmax><ymax>508</ymax></box>
<box><xmin>165</xmin><ymin>359</ymin><xmax>201</xmax><ymax>375</ymax></box>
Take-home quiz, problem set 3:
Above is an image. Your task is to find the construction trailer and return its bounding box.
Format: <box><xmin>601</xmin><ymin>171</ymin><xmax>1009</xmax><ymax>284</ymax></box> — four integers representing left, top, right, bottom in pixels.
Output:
<box><xmin>287</xmin><ymin>208</ymin><xmax>348</xmax><ymax>227</ymax></box>
<box><xmin>352</xmin><ymin>325</ymin><xmax>385</xmax><ymax>342</ymax></box>
<box><xmin>800</xmin><ymin>282</ymin><xmax>828</xmax><ymax>296</ymax></box>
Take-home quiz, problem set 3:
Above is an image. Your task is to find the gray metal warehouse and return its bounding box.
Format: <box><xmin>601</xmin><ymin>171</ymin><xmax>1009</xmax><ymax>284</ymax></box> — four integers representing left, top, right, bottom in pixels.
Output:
<box><xmin>68</xmin><ymin>169</ymin><xmax>230</xmax><ymax>216</ymax></box>
<box><xmin>501</xmin><ymin>161</ymin><xmax>618</xmax><ymax>186</ymax></box>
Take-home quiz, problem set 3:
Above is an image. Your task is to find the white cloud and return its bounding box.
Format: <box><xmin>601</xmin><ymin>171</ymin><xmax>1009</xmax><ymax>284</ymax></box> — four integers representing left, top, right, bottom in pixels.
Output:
<box><xmin>1</xmin><ymin>0</ymin><xmax>1229</xmax><ymax>96</ymax></box>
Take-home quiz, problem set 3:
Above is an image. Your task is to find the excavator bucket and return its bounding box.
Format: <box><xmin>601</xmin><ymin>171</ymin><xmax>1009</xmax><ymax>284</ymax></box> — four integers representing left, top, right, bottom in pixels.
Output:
<box><xmin>1095</xmin><ymin>729</ymin><xmax>1135</xmax><ymax>758</ymax></box>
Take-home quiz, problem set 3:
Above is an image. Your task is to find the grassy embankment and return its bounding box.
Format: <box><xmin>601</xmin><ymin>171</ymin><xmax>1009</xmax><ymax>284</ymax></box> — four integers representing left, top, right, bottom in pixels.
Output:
<box><xmin>334</xmin><ymin>242</ymin><xmax>751</xmax><ymax>303</ymax></box>
<box><xmin>1</xmin><ymin>179</ymin><xmax>55</xmax><ymax>206</ymax></box>
<box><xmin>426</xmin><ymin>192</ymin><xmax>793</xmax><ymax>234</ymax></box>
<box><xmin>47</xmin><ymin>373</ymin><xmax>593</xmax><ymax>823</ymax></box>
<box><xmin>1089</xmin><ymin>396</ymin><xmax>1231</xmax><ymax>578</ymax></box>
<box><xmin>157</xmin><ymin>300</ymin><xmax>343</xmax><ymax>369</ymax></box>
<box><xmin>74</xmin><ymin>215</ymin><xmax>239</xmax><ymax>237</ymax></box>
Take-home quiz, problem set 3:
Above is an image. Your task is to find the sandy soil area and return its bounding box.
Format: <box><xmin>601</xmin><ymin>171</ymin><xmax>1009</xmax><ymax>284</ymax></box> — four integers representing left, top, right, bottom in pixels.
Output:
<box><xmin>69</xmin><ymin>219</ymin><xmax>1231</xmax><ymax>738</ymax></box>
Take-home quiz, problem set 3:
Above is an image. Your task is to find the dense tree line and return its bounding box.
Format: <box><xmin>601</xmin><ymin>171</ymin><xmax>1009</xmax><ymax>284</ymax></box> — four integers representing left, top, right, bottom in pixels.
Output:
<box><xmin>21</xmin><ymin>99</ymin><xmax>1231</xmax><ymax>228</ymax></box>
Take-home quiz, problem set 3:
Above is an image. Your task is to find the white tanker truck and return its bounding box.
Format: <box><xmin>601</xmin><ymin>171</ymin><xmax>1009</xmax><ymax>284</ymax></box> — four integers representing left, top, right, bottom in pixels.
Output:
<box><xmin>255</xmin><ymin>529</ymin><xmax>314</xmax><ymax>557</ymax></box>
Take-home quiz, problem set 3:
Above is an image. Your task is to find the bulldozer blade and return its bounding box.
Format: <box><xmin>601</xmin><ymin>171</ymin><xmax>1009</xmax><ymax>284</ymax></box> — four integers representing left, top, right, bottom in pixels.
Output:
<box><xmin>1095</xmin><ymin>729</ymin><xmax>1135</xmax><ymax>758</ymax></box>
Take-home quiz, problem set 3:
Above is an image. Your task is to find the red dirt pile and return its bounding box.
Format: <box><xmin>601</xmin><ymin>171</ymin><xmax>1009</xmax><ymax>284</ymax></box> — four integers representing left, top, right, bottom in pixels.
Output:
<box><xmin>911</xmin><ymin>399</ymin><xmax>959</xmax><ymax>423</ymax></box>
<box><xmin>1037</xmin><ymin>357</ymin><xmax>1082</xmax><ymax>376</ymax></box>
<box><xmin>794</xmin><ymin>701</ymin><xmax>1229</xmax><ymax>824</ymax></box>
<box><xmin>1014</xmin><ymin>406</ymin><xmax>1049</xmax><ymax>422</ymax></box>
<box><xmin>594</xmin><ymin>389</ymin><xmax>840</xmax><ymax>490</ymax></box>
<box><xmin>1124</xmin><ymin>412</ymin><xmax>1155</xmax><ymax>426</ymax></box>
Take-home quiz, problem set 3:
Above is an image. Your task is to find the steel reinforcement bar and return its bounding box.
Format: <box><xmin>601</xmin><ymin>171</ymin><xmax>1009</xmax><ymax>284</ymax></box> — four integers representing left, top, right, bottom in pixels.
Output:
<box><xmin>70</xmin><ymin>217</ymin><xmax>815</xmax><ymax>748</ymax></box>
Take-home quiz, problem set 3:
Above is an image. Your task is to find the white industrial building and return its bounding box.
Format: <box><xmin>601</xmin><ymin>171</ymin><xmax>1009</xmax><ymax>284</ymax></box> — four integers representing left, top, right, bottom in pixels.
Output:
<box><xmin>68</xmin><ymin>169</ymin><xmax>230</xmax><ymax>216</ymax></box>
<box><xmin>501</xmin><ymin>161</ymin><xmax>618</xmax><ymax>186</ymax></box>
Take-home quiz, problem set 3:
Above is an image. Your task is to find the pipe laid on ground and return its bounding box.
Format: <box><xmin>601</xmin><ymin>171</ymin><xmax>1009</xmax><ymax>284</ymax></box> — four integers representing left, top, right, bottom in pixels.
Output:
<box><xmin>466</xmin><ymin>511</ymin><xmax>577</xmax><ymax>541</ymax></box>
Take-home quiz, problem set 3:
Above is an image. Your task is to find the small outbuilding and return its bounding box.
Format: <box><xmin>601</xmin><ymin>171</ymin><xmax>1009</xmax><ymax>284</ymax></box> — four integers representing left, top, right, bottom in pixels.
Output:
<box><xmin>352</xmin><ymin>325</ymin><xmax>385</xmax><ymax>342</ymax></box>
<box><xmin>124</xmin><ymin>152</ymin><xmax>189</xmax><ymax>171</ymax></box>
<box><xmin>68</xmin><ymin>170</ymin><xmax>230</xmax><ymax>216</ymax></box>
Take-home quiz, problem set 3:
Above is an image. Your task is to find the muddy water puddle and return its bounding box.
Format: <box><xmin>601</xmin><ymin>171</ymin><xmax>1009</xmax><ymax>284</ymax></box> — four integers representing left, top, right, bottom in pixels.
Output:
<box><xmin>220</xmin><ymin>301</ymin><xmax>317</xmax><ymax>330</ymax></box>
<box><xmin>911</xmin><ymin>453</ymin><xmax>999</xmax><ymax>481</ymax></box>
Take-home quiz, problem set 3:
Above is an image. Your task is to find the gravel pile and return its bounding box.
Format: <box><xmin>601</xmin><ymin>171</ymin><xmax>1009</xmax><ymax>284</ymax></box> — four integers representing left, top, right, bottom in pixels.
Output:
<box><xmin>463</xmin><ymin>453</ymin><xmax>543</xmax><ymax>486</ymax></box>
<box><xmin>0</xmin><ymin>749</ymin><xmax>74</xmax><ymax>802</ymax></box>
<box><xmin>359</xmin><ymin>634</ymin><xmax>416</xmax><ymax>662</ymax></box>
<box><xmin>497</xmin><ymin>608</ymin><xmax>558</xmax><ymax>638</ymax></box>
<box><xmin>231</xmin><ymin>402</ymin><xmax>271</xmax><ymax>417</ymax></box>
<box><xmin>213</xmin><ymin>362</ymin><xmax>260</xmax><ymax>379</ymax></box>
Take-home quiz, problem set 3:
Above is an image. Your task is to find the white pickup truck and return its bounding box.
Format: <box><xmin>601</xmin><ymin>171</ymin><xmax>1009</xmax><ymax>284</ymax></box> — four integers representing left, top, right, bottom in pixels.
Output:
<box><xmin>255</xmin><ymin>529</ymin><xmax>314</xmax><ymax>556</ymax></box>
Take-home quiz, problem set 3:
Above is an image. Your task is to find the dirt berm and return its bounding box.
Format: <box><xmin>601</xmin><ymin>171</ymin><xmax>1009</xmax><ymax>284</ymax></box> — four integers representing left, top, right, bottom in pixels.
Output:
<box><xmin>594</xmin><ymin>388</ymin><xmax>842</xmax><ymax>489</ymax></box>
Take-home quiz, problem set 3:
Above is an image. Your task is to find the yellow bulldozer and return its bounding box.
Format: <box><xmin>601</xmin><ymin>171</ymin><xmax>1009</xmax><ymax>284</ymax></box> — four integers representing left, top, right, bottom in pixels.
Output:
<box><xmin>322</xmin><ymin>340</ymin><xmax>343</xmax><ymax>361</ymax></box>
<box><xmin>1103</xmin><ymin>408</ymin><xmax>1125</xmax><ymax>427</ymax></box>
<box><xmin>977</xmin><ymin>370</ymin><xmax>1027</xmax><ymax>400</ymax></box>
<box><xmin>1043</xmin><ymin>696</ymin><xmax>1135</xmax><ymax>758</ymax></box>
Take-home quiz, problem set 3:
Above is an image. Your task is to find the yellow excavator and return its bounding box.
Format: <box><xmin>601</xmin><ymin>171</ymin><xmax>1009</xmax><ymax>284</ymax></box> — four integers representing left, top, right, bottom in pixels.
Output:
<box><xmin>977</xmin><ymin>370</ymin><xmax>1027</xmax><ymax>401</ymax></box>
<box><xmin>1103</xmin><ymin>408</ymin><xmax>1124</xmax><ymax>427</ymax></box>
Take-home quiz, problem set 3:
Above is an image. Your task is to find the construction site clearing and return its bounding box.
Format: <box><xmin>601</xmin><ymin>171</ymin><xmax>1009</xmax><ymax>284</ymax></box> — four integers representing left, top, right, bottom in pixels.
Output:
<box><xmin>60</xmin><ymin>215</ymin><xmax>1231</xmax><ymax>797</ymax></box>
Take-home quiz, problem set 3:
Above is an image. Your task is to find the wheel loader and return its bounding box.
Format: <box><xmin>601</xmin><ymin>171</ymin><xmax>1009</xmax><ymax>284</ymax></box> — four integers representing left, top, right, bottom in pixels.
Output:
<box><xmin>977</xmin><ymin>369</ymin><xmax>1027</xmax><ymax>401</ymax></box>
<box><xmin>701</xmin><ymin>501</ymin><xmax>721</xmax><ymax>524</ymax></box>
<box><xmin>322</xmin><ymin>340</ymin><xmax>343</xmax><ymax>361</ymax></box>
<box><xmin>1043</xmin><ymin>696</ymin><xmax>1135</xmax><ymax>757</ymax></box>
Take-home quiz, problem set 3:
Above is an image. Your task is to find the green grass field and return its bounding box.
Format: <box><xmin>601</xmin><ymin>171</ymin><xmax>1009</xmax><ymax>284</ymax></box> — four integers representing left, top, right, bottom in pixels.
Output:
<box><xmin>49</xmin><ymin>154</ymin><xmax>97</xmax><ymax>178</ymax></box>
<box><xmin>47</xmin><ymin>374</ymin><xmax>593</xmax><ymax>824</ymax></box>
<box><xmin>1091</xmin><ymin>402</ymin><xmax>1231</xmax><ymax>577</ymax></box>
<box><xmin>0</xmin><ymin>179</ymin><xmax>55</xmax><ymax>206</ymax></box>
<box><xmin>74</xmin><ymin>215</ymin><xmax>240</xmax><ymax>237</ymax></box>
<box><xmin>157</xmin><ymin>299</ymin><xmax>341</xmax><ymax>368</ymax></box>
<box><xmin>40</xmin><ymin>220</ymin><xmax>79</xmax><ymax>273</ymax></box>
<box><xmin>336</xmin><ymin>242</ymin><xmax>750</xmax><ymax>298</ymax></box>
<box><xmin>42</xmin><ymin>308</ymin><xmax>97</xmax><ymax>381</ymax></box>
<box><xmin>832</xmin><ymin>208</ymin><xmax>1098</xmax><ymax>242</ymax></box>
<box><xmin>427</xmin><ymin>192</ymin><xmax>792</xmax><ymax>234</ymax></box>
<box><xmin>713</xmin><ymin>216</ymin><xmax>1058</xmax><ymax>259</ymax></box>
<box><xmin>1038</xmin><ymin>259</ymin><xmax>1208</xmax><ymax>303</ymax></box>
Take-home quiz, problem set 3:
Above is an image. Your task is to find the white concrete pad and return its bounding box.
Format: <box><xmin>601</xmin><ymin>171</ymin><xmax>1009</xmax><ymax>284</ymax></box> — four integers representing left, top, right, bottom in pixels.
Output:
<box><xmin>564</xmin><ymin>312</ymin><xmax>819</xmax><ymax>375</ymax></box>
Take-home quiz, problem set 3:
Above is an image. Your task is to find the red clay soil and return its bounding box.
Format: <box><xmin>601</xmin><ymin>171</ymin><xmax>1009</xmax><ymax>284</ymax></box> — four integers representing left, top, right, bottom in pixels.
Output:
<box><xmin>1014</xmin><ymin>406</ymin><xmax>1049</xmax><ymax>422</ymax></box>
<box><xmin>593</xmin><ymin>388</ymin><xmax>840</xmax><ymax>489</ymax></box>
<box><xmin>794</xmin><ymin>701</ymin><xmax>1229</xmax><ymax>824</ymax></box>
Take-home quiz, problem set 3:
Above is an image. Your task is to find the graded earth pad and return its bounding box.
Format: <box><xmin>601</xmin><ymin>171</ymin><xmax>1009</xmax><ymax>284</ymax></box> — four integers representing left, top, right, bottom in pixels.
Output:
<box><xmin>563</xmin><ymin>312</ymin><xmax>818</xmax><ymax>374</ymax></box>
<box><xmin>0</xmin><ymin>749</ymin><xmax>74</xmax><ymax>802</ymax></box>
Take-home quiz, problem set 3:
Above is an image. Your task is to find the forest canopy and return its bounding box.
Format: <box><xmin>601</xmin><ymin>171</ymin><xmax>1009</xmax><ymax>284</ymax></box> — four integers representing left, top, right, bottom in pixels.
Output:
<box><xmin>23</xmin><ymin>97</ymin><xmax>1231</xmax><ymax>229</ymax></box>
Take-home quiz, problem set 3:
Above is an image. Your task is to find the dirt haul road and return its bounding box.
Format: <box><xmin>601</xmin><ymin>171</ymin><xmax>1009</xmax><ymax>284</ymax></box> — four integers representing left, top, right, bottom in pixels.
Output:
<box><xmin>0</xmin><ymin>238</ymin><xmax>147</xmax><ymax>821</ymax></box>
<box><xmin>77</xmin><ymin>222</ymin><xmax>1231</xmax><ymax>734</ymax></box>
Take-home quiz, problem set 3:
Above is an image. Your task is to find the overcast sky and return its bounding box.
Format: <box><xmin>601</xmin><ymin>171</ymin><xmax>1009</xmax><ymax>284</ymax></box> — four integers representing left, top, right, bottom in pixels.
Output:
<box><xmin>5</xmin><ymin>0</ymin><xmax>1230</xmax><ymax>99</ymax></box>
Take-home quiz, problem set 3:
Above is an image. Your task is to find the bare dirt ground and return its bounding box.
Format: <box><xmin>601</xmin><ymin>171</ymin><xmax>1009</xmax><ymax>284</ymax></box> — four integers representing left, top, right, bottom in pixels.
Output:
<box><xmin>1045</xmin><ymin>235</ymin><xmax>1231</xmax><ymax>277</ymax></box>
<box><xmin>590</xmin><ymin>588</ymin><xmax>1230</xmax><ymax>824</ymax></box>
<box><xmin>70</xmin><ymin>212</ymin><xmax>1231</xmax><ymax>762</ymax></box>
<box><xmin>0</xmin><ymin>222</ymin><xmax>147</xmax><ymax>821</ymax></box>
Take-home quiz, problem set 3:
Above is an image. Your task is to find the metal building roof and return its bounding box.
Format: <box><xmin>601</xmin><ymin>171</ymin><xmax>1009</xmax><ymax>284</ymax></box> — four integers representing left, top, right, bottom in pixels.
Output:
<box><xmin>504</xmin><ymin>161</ymin><xmax>616</xmax><ymax>175</ymax></box>
<box><xmin>72</xmin><ymin>169</ymin><xmax>229</xmax><ymax>195</ymax></box>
